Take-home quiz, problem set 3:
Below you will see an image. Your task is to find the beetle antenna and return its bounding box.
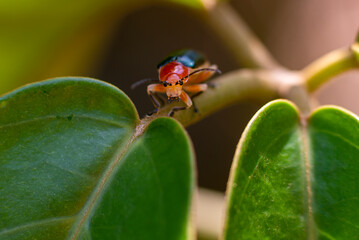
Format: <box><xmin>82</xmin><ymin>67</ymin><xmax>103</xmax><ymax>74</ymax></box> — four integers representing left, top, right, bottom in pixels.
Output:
<box><xmin>180</xmin><ymin>68</ymin><xmax>221</xmax><ymax>81</ymax></box>
<box><xmin>131</xmin><ymin>78</ymin><xmax>159</xmax><ymax>89</ymax></box>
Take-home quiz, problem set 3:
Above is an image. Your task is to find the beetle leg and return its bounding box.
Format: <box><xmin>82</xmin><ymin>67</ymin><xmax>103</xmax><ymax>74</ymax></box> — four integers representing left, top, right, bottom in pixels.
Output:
<box><xmin>183</xmin><ymin>83</ymin><xmax>208</xmax><ymax>93</ymax></box>
<box><xmin>147</xmin><ymin>83</ymin><xmax>166</xmax><ymax>95</ymax></box>
<box><xmin>188</xmin><ymin>64</ymin><xmax>218</xmax><ymax>84</ymax></box>
<box><xmin>147</xmin><ymin>92</ymin><xmax>166</xmax><ymax>116</ymax></box>
<box><xmin>169</xmin><ymin>106</ymin><xmax>186</xmax><ymax>117</ymax></box>
<box><xmin>179</xmin><ymin>91</ymin><xmax>193</xmax><ymax>107</ymax></box>
<box><xmin>190</xmin><ymin>92</ymin><xmax>204</xmax><ymax>113</ymax></box>
<box><xmin>183</xmin><ymin>84</ymin><xmax>208</xmax><ymax>113</ymax></box>
<box><xmin>169</xmin><ymin>91</ymin><xmax>193</xmax><ymax>117</ymax></box>
<box><xmin>147</xmin><ymin>84</ymin><xmax>166</xmax><ymax>115</ymax></box>
<box><xmin>153</xmin><ymin>92</ymin><xmax>166</xmax><ymax>106</ymax></box>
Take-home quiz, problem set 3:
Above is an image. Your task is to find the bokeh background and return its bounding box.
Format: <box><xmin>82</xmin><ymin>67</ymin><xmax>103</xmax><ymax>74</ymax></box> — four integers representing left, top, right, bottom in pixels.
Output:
<box><xmin>1</xmin><ymin>0</ymin><xmax>359</xmax><ymax>192</ymax></box>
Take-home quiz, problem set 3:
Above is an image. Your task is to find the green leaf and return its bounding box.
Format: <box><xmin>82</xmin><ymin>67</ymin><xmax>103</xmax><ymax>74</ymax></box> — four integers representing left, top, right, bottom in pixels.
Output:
<box><xmin>223</xmin><ymin>100</ymin><xmax>305</xmax><ymax>239</ymax></box>
<box><xmin>0</xmin><ymin>77</ymin><xmax>194</xmax><ymax>239</ymax></box>
<box><xmin>309</xmin><ymin>106</ymin><xmax>359</xmax><ymax>239</ymax></box>
<box><xmin>223</xmin><ymin>100</ymin><xmax>359</xmax><ymax>239</ymax></box>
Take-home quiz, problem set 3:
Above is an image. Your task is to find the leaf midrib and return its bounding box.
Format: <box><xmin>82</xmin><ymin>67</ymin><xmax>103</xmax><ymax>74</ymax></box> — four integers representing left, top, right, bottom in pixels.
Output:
<box><xmin>0</xmin><ymin>113</ymin><xmax>140</xmax><ymax>239</ymax></box>
<box><xmin>311</xmin><ymin>128</ymin><xmax>359</xmax><ymax>151</ymax></box>
<box><xmin>300</xmin><ymin>120</ymin><xmax>314</xmax><ymax>240</ymax></box>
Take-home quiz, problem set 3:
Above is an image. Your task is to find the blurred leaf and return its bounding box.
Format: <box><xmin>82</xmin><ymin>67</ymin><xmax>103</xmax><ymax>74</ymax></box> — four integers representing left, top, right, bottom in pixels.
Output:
<box><xmin>0</xmin><ymin>0</ymin><xmax>206</xmax><ymax>95</ymax></box>
<box><xmin>0</xmin><ymin>78</ymin><xmax>194</xmax><ymax>239</ymax></box>
<box><xmin>223</xmin><ymin>100</ymin><xmax>359</xmax><ymax>239</ymax></box>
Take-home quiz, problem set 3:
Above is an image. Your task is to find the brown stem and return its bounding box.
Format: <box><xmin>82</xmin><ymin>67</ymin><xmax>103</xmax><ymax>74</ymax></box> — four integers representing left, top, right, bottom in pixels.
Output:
<box><xmin>142</xmin><ymin>69</ymin><xmax>294</xmax><ymax>127</ymax></box>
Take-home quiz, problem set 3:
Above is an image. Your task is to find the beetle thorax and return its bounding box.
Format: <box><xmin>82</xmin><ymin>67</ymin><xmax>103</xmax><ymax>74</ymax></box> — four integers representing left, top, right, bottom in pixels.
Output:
<box><xmin>159</xmin><ymin>61</ymin><xmax>190</xmax><ymax>84</ymax></box>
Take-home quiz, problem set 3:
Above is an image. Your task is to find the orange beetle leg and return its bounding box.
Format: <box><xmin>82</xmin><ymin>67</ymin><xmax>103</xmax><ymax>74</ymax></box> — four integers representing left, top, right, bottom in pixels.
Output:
<box><xmin>183</xmin><ymin>83</ymin><xmax>208</xmax><ymax>93</ymax></box>
<box><xmin>147</xmin><ymin>83</ymin><xmax>166</xmax><ymax>94</ymax></box>
<box><xmin>188</xmin><ymin>64</ymin><xmax>218</xmax><ymax>84</ymax></box>
<box><xmin>183</xmin><ymin>84</ymin><xmax>208</xmax><ymax>113</ymax></box>
<box><xmin>169</xmin><ymin>91</ymin><xmax>193</xmax><ymax>117</ymax></box>
<box><xmin>179</xmin><ymin>91</ymin><xmax>193</xmax><ymax>107</ymax></box>
<box><xmin>147</xmin><ymin>84</ymin><xmax>166</xmax><ymax>115</ymax></box>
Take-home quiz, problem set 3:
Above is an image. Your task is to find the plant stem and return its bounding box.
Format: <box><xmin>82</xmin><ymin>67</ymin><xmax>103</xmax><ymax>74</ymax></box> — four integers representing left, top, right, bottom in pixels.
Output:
<box><xmin>201</xmin><ymin>2</ymin><xmax>280</xmax><ymax>69</ymax></box>
<box><xmin>141</xmin><ymin>46</ymin><xmax>359</xmax><ymax>127</ymax></box>
<box><xmin>302</xmin><ymin>48</ymin><xmax>359</xmax><ymax>92</ymax></box>
<box><xmin>143</xmin><ymin>69</ymin><xmax>289</xmax><ymax>127</ymax></box>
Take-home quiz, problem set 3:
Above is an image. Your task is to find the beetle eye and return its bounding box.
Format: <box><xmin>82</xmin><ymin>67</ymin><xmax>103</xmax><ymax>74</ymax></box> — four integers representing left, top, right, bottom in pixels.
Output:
<box><xmin>163</xmin><ymin>82</ymin><xmax>168</xmax><ymax>87</ymax></box>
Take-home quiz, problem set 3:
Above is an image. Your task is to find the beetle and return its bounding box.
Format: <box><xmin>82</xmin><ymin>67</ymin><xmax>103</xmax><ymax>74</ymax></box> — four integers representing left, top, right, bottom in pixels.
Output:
<box><xmin>132</xmin><ymin>49</ymin><xmax>220</xmax><ymax>117</ymax></box>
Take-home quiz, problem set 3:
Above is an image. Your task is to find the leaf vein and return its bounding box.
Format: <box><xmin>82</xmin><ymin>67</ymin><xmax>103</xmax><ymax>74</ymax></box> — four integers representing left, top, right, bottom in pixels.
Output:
<box><xmin>311</xmin><ymin>128</ymin><xmax>359</xmax><ymax>151</ymax></box>
<box><xmin>236</xmin><ymin>128</ymin><xmax>296</xmax><ymax>207</ymax></box>
<box><xmin>44</xmin><ymin>161</ymin><xmax>94</xmax><ymax>180</ymax></box>
<box><xmin>0</xmin><ymin>216</ymin><xmax>75</xmax><ymax>237</ymax></box>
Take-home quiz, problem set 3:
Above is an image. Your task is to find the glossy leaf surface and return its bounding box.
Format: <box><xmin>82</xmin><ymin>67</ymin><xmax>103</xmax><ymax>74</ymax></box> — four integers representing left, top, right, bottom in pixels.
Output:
<box><xmin>224</xmin><ymin>100</ymin><xmax>359</xmax><ymax>239</ymax></box>
<box><xmin>0</xmin><ymin>78</ymin><xmax>194</xmax><ymax>239</ymax></box>
<box><xmin>309</xmin><ymin>107</ymin><xmax>359</xmax><ymax>239</ymax></box>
